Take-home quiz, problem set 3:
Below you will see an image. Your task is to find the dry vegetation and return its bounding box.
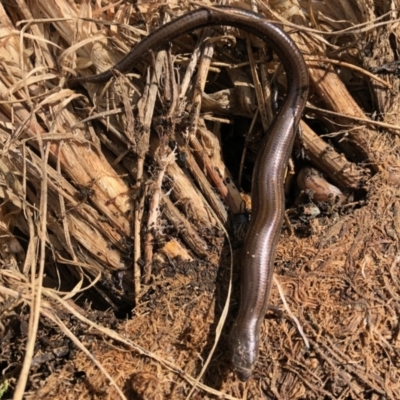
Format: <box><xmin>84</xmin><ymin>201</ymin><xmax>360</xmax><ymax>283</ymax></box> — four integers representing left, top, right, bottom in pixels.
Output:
<box><xmin>1</xmin><ymin>0</ymin><xmax>400</xmax><ymax>399</ymax></box>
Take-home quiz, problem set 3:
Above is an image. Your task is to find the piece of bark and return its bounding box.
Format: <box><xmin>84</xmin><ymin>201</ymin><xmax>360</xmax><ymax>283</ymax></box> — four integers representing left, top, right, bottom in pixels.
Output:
<box><xmin>300</xmin><ymin>121</ymin><xmax>368</xmax><ymax>189</ymax></box>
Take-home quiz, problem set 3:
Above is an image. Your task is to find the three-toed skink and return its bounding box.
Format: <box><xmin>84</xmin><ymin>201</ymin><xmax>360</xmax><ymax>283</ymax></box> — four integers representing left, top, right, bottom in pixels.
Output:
<box><xmin>69</xmin><ymin>6</ymin><xmax>309</xmax><ymax>381</ymax></box>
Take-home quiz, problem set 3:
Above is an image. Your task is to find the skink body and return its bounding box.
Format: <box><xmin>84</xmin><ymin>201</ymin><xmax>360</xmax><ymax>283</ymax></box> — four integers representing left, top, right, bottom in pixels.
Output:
<box><xmin>69</xmin><ymin>6</ymin><xmax>309</xmax><ymax>381</ymax></box>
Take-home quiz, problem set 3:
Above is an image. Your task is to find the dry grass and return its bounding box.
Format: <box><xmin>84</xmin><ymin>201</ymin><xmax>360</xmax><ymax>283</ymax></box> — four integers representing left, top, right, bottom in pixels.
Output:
<box><xmin>1</xmin><ymin>0</ymin><xmax>400</xmax><ymax>399</ymax></box>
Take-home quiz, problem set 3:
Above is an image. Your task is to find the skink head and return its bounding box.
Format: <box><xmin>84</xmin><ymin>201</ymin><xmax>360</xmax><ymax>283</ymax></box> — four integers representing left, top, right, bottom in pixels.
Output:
<box><xmin>229</xmin><ymin>326</ymin><xmax>259</xmax><ymax>381</ymax></box>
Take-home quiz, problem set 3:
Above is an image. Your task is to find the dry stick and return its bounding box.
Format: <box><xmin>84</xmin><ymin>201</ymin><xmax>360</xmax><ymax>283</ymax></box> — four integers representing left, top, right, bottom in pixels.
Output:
<box><xmin>23</xmin><ymin>201</ymin><xmax>38</xmax><ymax>279</ymax></box>
<box><xmin>143</xmin><ymin>149</ymin><xmax>176</xmax><ymax>283</ymax></box>
<box><xmin>174</xmin><ymin>134</ymin><xmax>228</xmax><ymax>222</ymax></box>
<box><xmin>55</xmin><ymin>141</ymin><xmax>77</xmax><ymax>261</ymax></box>
<box><xmin>0</xmin><ymin>139</ymin><xmax>39</xmax><ymax>276</ymax></box>
<box><xmin>15</xmin><ymin>12</ymin><xmax>42</xmax><ymax>101</ymax></box>
<box><xmin>187</xmin><ymin>32</ymin><xmax>213</xmax><ymax>133</ymax></box>
<box><xmin>0</xmin><ymin>7</ymin><xmax>28</xmax><ymax>93</ymax></box>
<box><xmin>269</xmin><ymin>360</ymin><xmax>281</xmax><ymax>400</ymax></box>
<box><xmin>239</xmin><ymin>30</ymin><xmax>278</xmax><ymax>195</ymax></box>
<box><xmin>133</xmin><ymin>182</ymin><xmax>146</xmax><ymax>302</ymax></box>
<box><xmin>183</xmin><ymin>33</ymin><xmax>242</xmax><ymax>216</ymax></box>
<box><xmin>186</xmin><ymin>34</ymin><xmax>229</xmax><ymax>215</ymax></box>
<box><xmin>7</xmin><ymin>144</ymin><xmax>125</xmax><ymax>269</ymax></box>
<box><xmin>246</xmin><ymin>32</ymin><xmax>270</xmax><ymax>132</ymax></box>
<box><xmin>102</xmin><ymin>132</ymin><xmax>211</xmax><ymax>257</ymax></box>
<box><xmin>259</xmin><ymin>49</ymin><xmax>275</xmax><ymax>124</ymax></box>
<box><xmin>179</xmin><ymin>29</ymin><xmax>209</xmax><ymax>101</ymax></box>
<box><xmin>13</xmin><ymin>142</ymin><xmax>50</xmax><ymax>400</ymax></box>
<box><xmin>255</xmin><ymin>1</ymin><xmax>400</xmax><ymax>37</ymax></box>
<box><xmin>99</xmin><ymin>110</ymin><xmax>218</xmax><ymax>238</ymax></box>
<box><xmin>58</xmin><ymin>124</ymin><xmax>130</xmax><ymax>229</ymax></box>
<box><xmin>120</xmin><ymin>78</ymin><xmax>136</xmax><ymax>149</ymax></box>
<box><xmin>0</xmin><ymin>82</ymin><xmax>131</xmax><ymax>236</ymax></box>
<box><xmin>139</xmin><ymin>49</ymin><xmax>167</xmax><ymax>284</ymax></box>
<box><xmin>163</xmin><ymin>32</ymin><xmax>231</xmax><ymax>222</ymax></box>
<box><xmin>273</xmin><ymin>276</ymin><xmax>310</xmax><ymax>349</ymax></box>
<box><xmin>117</xmin><ymin>76</ymin><xmax>142</xmax><ymax>300</ymax></box>
<box><xmin>225</xmin><ymin>65</ymin><xmax>257</xmax><ymax>118</ymax></box>
<box><xmin>188</xmin><ymin>134</ymin><xmax>242</xmax><ymax>216</ymax></box>
<box><xmin>96</xmin><ymin>105</ymin><xmax>221</xmax><ymax>232</ymax></box>
<box><xmin>200</xmin><ymin>121</ymin><xmax>244</xmax><ymax>212</ymax></box>
<box><xmin>143</xmin><ymin>46</ymin><xmax>182</xmax><ymax>282</ymax></box>
<box><xmin>305</xmin><ymin>57</ymin><xmax>391</xmax><ymax>89</ymax></box>
<box><xmin>164</xmin><ymin>159</ymin><xmax>217</xmax><ymax>229</ymax></box>
<box><xmin>307</xmin><ymin>104</ymin><xmax>400</xmax><ymax>133</ymax></box>
<box><xmin>48</xmin><ymin>197</ymin><xmax>122</xmax><ymax>278</ymax></box>
<box><xmin>238</xmin><ymin>107</ymin><xmax>259</xmax><ymax>189</ymax></box>
<box><xmin>161</xmin><ymin>196</ymin><xmax>209</xmax><ymax>257</ymax></box>
<box><xmin>306</xmin><ymin>63</ymin><xmax>376</xmax><ymax>167</ymax></box>
<box><xmin>15</xmin><ymin>0</ymin><xmax>55</xmax><ymax>72</ymax></box>
<box><xmin>132</xmin><ymin>69</ymin><xmax>150</xmax><ymax>299</ymax></box>
<box><xmin>164</xmin><ymin>48</ymin><xmax>180</xmax><ymax>119</ymax></box>
<box><xmin>300</xmin><ymin>120</ymin><xmax>368</xmax><ymax>189</ymax></box>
